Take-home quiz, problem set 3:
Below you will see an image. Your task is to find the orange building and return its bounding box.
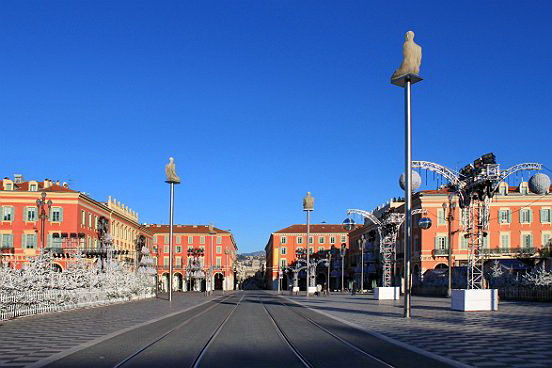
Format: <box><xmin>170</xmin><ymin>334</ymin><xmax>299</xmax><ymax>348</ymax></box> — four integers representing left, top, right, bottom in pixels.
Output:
<box><xmin>145</xmin><ymin>224</ymin><xmax>238</xmax><ymax>292</ymax></box>
<box><xmin>0</xmin><ymin>175</ymin><xmax>152</xmax><ymax>271</ymax></box>
<box><xmin>400</xmin><ymin>181</ymin><xmax>552</xmax><ymax>283</ymax></box>
<box><xmin>343</xmin><ymin>181</ymin><xmax>552</xmax><ymax>290</ymax></box>
<box><xmin>265</xmin><ymin>224</ymin><xmax>359</xmax><ymax>291</ymax></box>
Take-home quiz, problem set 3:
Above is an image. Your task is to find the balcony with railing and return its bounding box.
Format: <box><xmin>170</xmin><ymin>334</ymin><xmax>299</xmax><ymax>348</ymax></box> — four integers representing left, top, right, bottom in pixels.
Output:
<box><xmin>433</xmin><ymin>248</ymin><xmax>449</xmax><ymax>256</ymax></box>
<box><xmin>432</xmin><ymin>247</ymin><xmax>539</xmax><ymax>258</ymax></box>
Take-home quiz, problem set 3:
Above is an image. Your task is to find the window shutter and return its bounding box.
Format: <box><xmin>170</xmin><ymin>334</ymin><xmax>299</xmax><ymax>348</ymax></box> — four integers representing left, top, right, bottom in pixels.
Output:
<box><xmin>541</xmin><ymin>209</ymin><xmax>546</xmax><ymax>223</ymax></box>
<box><xmin>445</xmin><ymin>236</ymin><xmax>449</xmax><ymax>248</ymax></box>
<box><xmin>24</xmin><ymin>207</ymin><xmax>28</xmax><ymax>221</ymax></box>
<box><xmin>507</xmin><ymin>210</ymin><xmax>511</xmax><ymax>223</ymax></box>
<box><xmin>434</xmin><ymin>236</ymin><xmax>438</xmax><ymax>249</ymax></box>
<box><xmin>59</xmin><ymin>208</ymin><xmax>64</xmax><ymax>222</ymax></box>
<box><xmin>22</xmin><ymin>234</ymin><xmax>26</xmax><ymax>248</ymax></box>
<box><xmin>528</xmin><ymin>210</ymin><xmax>533</xmax><ymax>223</ymax></box>
<box><xmin>0</xmin><ymin>206</ymin><xmax>3</xmax><ymax>220</ymax></box>
<box><xmin>47</xmin><ymin>234</ymin><xmax>52</xmax><ymax>248</ymax></box>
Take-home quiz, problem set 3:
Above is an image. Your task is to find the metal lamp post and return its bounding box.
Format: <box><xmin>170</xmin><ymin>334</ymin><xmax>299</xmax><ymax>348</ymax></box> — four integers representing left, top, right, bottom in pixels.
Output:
<box><xmin>443</xmin><ymin>194</ymin><xmax>456</xmax><ymax>297</ymax></box>
<box><xmin>392</xmin><ymin>73</ymin><xmax>422</xmax><ymax>318</ymax></box>
<box><xmin>165</xmin><ymin>157</ymin><xmax>181</xmax><ymax>302</ymax></box>
<box><xmin>340</xmin><ymin>244</ymin><xmax>346</xmax><ymax>292</ymax></box>
<box><xmin>359</xmin><ymin>235</ymin><xmax>366</xmax><ymax>293</ymax></box>
<box><xmin>303</xmin><ymin>192</ymin><xmax>314</xmax><ymax>296</ymax></box>
<box><xmin>36</xmin><ymin>192</ymin><xmax>52</xmax><ymax>253</ymax></box>
<box><xmin>224</xmin><ymin>248</ymin><xmax>231</xmax><ymax>294</ymax></box>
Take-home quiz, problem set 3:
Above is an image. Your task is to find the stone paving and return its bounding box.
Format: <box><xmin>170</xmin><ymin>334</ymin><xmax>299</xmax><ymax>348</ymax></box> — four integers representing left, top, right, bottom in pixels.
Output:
<box><xmin>0</xmin><ymin>292</ymin><xmax>217</xmax><ymax>368</ymax></box>
<box><xmin>282</xmin><ymin>292</ymin><xmax>552</xmax><ymax>368</ymax></box>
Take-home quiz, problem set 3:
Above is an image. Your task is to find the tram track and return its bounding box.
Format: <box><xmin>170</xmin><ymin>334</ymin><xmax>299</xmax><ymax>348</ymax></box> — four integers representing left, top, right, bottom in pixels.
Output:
<box><xmin>261</xmin><ymin>292</ymin><xmax>396</xmax><ymax>368</ymax></box>
<box><xmin>113</xmin><ymin>292</ymin><xmax>244</xmax><ymax>368</ymax></box>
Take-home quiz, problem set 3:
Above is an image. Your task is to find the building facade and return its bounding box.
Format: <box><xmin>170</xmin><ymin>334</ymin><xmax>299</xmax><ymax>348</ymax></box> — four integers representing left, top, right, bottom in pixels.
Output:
<box><xmin>407</xmin><ymin>181</ymin><xmax>552</xmax><ymax>281</ymax></box>
<box><xmin>145</xmin><ymin>224</ymin><xmax>238</xmax><ymax>292</ymax></box>
<box><xmin>265</xmin><ymin>224</ymin><xmax>358</xmax><ymax>291</ymax></box>
<box><xmin>352</xmin><ymin>182</ymin><xmax>551</xmax><ymax>288</ymax></box>
<box><xmin>0</xmin><ymin>175</ymin><xmax>152</xmax><ymax>271</ymax></box>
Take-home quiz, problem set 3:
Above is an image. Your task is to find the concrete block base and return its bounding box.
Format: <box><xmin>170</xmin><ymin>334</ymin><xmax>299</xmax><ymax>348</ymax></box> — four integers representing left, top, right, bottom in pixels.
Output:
<box><xmin>451</xmin><ymin>289</ymin><xmax>498</xmax><ymax>311</ymax></box>
<box><xmin>374</xmin><ymin>286</ymin><xmax>400</xmax><ymax>300</ymax></box>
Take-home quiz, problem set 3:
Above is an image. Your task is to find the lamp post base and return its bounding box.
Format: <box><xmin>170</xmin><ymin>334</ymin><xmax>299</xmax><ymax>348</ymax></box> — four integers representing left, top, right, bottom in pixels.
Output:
<box><xmin>307</xmin><ymin>286</ymin><xmax>318</xmax><ymax>295</ymax></box>
<box><xmin>451</xmin><ymin>289</ymin><xmax>498</xmax><ymax>311</ymax></box>
<box><xmin>374</xmin><ymin>286</ymin><xmax>400</xmax><ymax>300</ymax></box>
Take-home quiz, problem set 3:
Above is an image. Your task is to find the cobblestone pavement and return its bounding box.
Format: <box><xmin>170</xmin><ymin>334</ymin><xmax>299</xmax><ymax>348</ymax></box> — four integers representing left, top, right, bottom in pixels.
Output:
<box><xmin>0</xmin><ymin>292</ymin><xmax>218</xmax><ymax>368</ymax></box>
<box><xmin>282</xmin><ymin>292</ymin><xmax>552</xmax><ymax>368</ymax></box>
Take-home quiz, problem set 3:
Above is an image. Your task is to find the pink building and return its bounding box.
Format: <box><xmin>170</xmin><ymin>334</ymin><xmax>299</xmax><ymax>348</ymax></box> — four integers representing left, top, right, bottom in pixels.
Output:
<box><xmin>145</xmin><ymin>224</ymin><xmax>238</xmax><ymax>292</ymax></box>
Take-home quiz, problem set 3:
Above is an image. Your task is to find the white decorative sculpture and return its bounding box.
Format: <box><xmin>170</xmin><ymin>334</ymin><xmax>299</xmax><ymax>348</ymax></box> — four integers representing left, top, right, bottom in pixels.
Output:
<box><xmin>165</xmin><ymin>157</ymin><xmax>181</xmax><ymax>184</ymax></box>
<box><xmin>391</xmin><ymin>31</ymin><xmax>422</xmax><ymax>80</ymax></box>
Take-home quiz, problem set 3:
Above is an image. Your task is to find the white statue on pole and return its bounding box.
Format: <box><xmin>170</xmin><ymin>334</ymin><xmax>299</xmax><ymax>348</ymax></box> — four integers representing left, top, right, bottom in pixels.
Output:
<box><xmin>165</xmin><ymin>157</ymin><xmax>181</xmax><ymax>184</ymax></box>
<box><xmin>391</xmin><ymin>31</ymin><xmax>422</xmax><ymax>80</ymax></box>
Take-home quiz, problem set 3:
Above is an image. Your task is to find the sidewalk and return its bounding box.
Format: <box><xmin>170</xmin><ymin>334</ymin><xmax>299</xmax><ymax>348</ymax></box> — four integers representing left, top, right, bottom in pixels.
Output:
<box><xmin>281</xmin><ymin>292</ymin><xmax>552</xmax><ymax>368</ymax></box>
<box><xmin>0</xmin><ymin>292</ymin><xmax>219</xmax><ymax>368</ymax></box>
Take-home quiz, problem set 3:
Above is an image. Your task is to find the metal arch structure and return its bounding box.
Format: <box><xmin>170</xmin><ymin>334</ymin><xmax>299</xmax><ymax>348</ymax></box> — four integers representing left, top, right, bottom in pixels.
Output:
<box><xmin>412</xmin><ymin>161</ymin><xmax>462</xmax><ymax>188</ymax></box>
<box><xmin>412</xmin><ymin>159</ymin><xmax>544</xmax><ymax>289</ymax></box>
<box><xmin>347</xmin><ymin>208</ymin><xmax>425</xmax><ymax>288</ymax></box>
<box><xmin>346</xmin><ymin>209</ymin><xmax>382</xmax><ymax>227</ymax></box>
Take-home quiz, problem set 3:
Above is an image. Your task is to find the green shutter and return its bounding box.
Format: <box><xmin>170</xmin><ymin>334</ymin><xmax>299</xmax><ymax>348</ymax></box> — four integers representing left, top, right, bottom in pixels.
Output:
<box><xmin>529</xmin><ymin>210</ymin><xmax>533</xmax><ymax>223</ymax></box>
<box><xmin>434</xmin><ymin>236</ymin><xmax>438</xmax><ymax>249</ymax></box>
<box><xmin>22</xmin><ymin>234</ymin><xmax>26</xmax><ymax>248</ymax></box>
<box><xmin>24</xmin><ymin>207</ymin><xmax>28</xmax><ymax>221</ymax></box>
<box><xmin>541</xmin><ymin>209</ymin><xmax>547</xmax><ymax>223</ymax></box>
<box><xmin>59</xmin><ymin>207</ymin><xmax>64</xmax><ymax>222</ymax></box>
<box><xmin>0</xmin><ymin>206</ymin><xmax>3</xmax><ymax>220</ymax></box>
<box><xmin>507</xmin><ymin>210</ymin><xmax>511</xmax><ymax>223</ymax></box>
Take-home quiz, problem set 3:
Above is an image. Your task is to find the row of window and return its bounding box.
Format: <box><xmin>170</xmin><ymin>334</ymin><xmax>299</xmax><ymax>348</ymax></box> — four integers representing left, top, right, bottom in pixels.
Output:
<box><xmin>0</xmin><ymin>233</ymin><xmax>100</xmax><ymax>249</ymax></box>
<box><xmin>279</xmin><ymin>246</ymin><xmax>330</xmax><ymax>255</ymax></box>
<box><xmin>2</xmin><ymin>181</ymin><xmax>39</xmax><ymax>191</ymax></box>
<box><xmin>434</xmin><ymin>231</ymin><xmax>551</xmax><ymax>249</ymax></box>
<box><xmin>154</xmin><ymin>234</ymin><xmax>223</xmax><ymax>245</ymax></box>
<box><xmin>153</xmin><ymin>245</ymin><xmax>226</xmax><ymax>254</ymax></box>
<box><xmin>280</xmin><ymin>235</ymin><xmax>347</xmax><ymax>245</ymax></box>
<box><xmin>435</xmin><ymin>208</ymin><xmax>551</xmax><ymax>226</ymax></box>
<box><xmin>156</xmin><ymin>256</ymin><xmax>225</xmax><ymax>267</ymax></box>
<box><xmin>0</xmin><ymin>206</ymin><xmax>64</xmax><ymax>222</ymax></box>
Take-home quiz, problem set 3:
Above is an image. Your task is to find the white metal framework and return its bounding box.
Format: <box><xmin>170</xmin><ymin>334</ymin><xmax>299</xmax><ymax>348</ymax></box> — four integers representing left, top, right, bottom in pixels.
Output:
<box><xmin>412</xmin><ymin>160</ymin><xmax>542</xmax><ymax>289</ymax></box>
<box><xmin>347</xmin><ymin>208</ymin><xmax>426</xmax><ymax>287</ymax></box>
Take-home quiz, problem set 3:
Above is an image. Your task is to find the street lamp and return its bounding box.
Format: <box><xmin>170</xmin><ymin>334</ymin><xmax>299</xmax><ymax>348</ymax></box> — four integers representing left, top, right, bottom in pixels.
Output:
<box><xmin>303</xmin><ymin>192</ymin><xmax>314</xmax><ymax>296</ymax></box>
<box><xmin>443</xmin><ymin>194</ymin><xmax>456</xmax><ymax>297</ymax></box>
<box><xmin>165</xmin><ymin>157</ymin><xmax>181</xmax><ymax>303</ymax></box>
<box><xmin>359</xmin><ymin>235</ymin><xmax>367</xmax><ymax>293</ymax></box>
<box><xmin>340</xmin><ymin>243</ymin><xmax>347</xmax><ymax>292</ymax></box>
<box><xmin>187</xmin><ymin>247</ymin><xmax>204</xmax><ymax>292</ymax></box>
<box><xmin>209</xmin><ymin>224</ymin><xmax>216</xmax><ymax>295</ymax></box>
<box><xmin>224</xmin><ymin>248</ymin><xmax>231</xmax><ymax>294</ymax></box>
<box><xmin>36</xmin><ymin>192</ymin><xmax>52</xmax><ymax>252</ymax></box>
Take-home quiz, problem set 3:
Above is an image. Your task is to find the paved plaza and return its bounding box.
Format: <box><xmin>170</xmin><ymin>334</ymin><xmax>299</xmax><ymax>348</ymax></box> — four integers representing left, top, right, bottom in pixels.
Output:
<box><xmin>282</xmin><ymin>292</ymin><xmax>552</xmax><ymax>368</ymax></box>
<box><xmin>0</xmin><ymin>291</ymin><xmax>550</xmax><ymax>367</ymax></box>
<box><xmin>0</xmin><ymin>293</ymin><xmax>216</xmax><ymax>368</ymax></box>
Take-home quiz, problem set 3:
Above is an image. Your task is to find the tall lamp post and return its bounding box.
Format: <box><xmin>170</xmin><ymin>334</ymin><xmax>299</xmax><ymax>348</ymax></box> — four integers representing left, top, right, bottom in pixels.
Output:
<box><xmin>165</xmin><ymin>157</ymin><xmax>181</xmax><ymax>302</ymax></box>
<box><xmin>443</xmin><ymin>194</ymin><xmax>456</xmax><ymax>297</ymax></box>
<box><xmin>36</xmin><ymin>192</ymin><xmax>52</xmax><ymax>253</ymax></box>
<box><xmin>391</xmin><ymin>31</ymin><xmax>423</xmax><ymax>318</ymax></box>
<box><xmin>359</xmin><ymin>235</ymin><xmax>366</xmax><ymax>293</ymax></box>
<box><xmin>303</xmin><ymin>192</ymin><xmax>314</xmax><ymax>296</ymax></box>
<box><xmin>340</xmin><ymin>243</ymin><xmax>346</xmax><ymax>292</ymax></box>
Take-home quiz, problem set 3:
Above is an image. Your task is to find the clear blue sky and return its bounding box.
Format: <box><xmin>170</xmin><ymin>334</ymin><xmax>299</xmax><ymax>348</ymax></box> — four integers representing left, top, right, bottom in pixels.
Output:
<box><xmin>2</xmin><ymin>1</ymin><xmax>551</xmax><ymax>253</ymax></box>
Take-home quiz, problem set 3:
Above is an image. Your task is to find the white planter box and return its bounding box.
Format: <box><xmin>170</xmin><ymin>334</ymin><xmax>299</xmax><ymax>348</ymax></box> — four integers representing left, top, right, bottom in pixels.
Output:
<box><xmin>307</xmin><ymin>286</ymin><xmax>318</xmax><ymax>295</ymax></box>
<box><xmin>374</xmin><ymin>286</ymin><xmax>400</xmax><ymax>300</ymax></box>
<box><xmin>451</xmin><ymin>289</ymin><xmax>499</xmax><ymax>311</ymax></box>
<box><xmin>292</xmin><ymin>286</ymin><xmax>300</xmax><ymax>293</ymax></box>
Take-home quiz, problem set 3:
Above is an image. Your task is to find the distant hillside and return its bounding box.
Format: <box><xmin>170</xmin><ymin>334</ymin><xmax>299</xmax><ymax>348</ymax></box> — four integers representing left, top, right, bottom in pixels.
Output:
<box><xmin>239</xmin><ymin>250</ymin><xmax>265</xmax><ymax>257</ymax></box>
